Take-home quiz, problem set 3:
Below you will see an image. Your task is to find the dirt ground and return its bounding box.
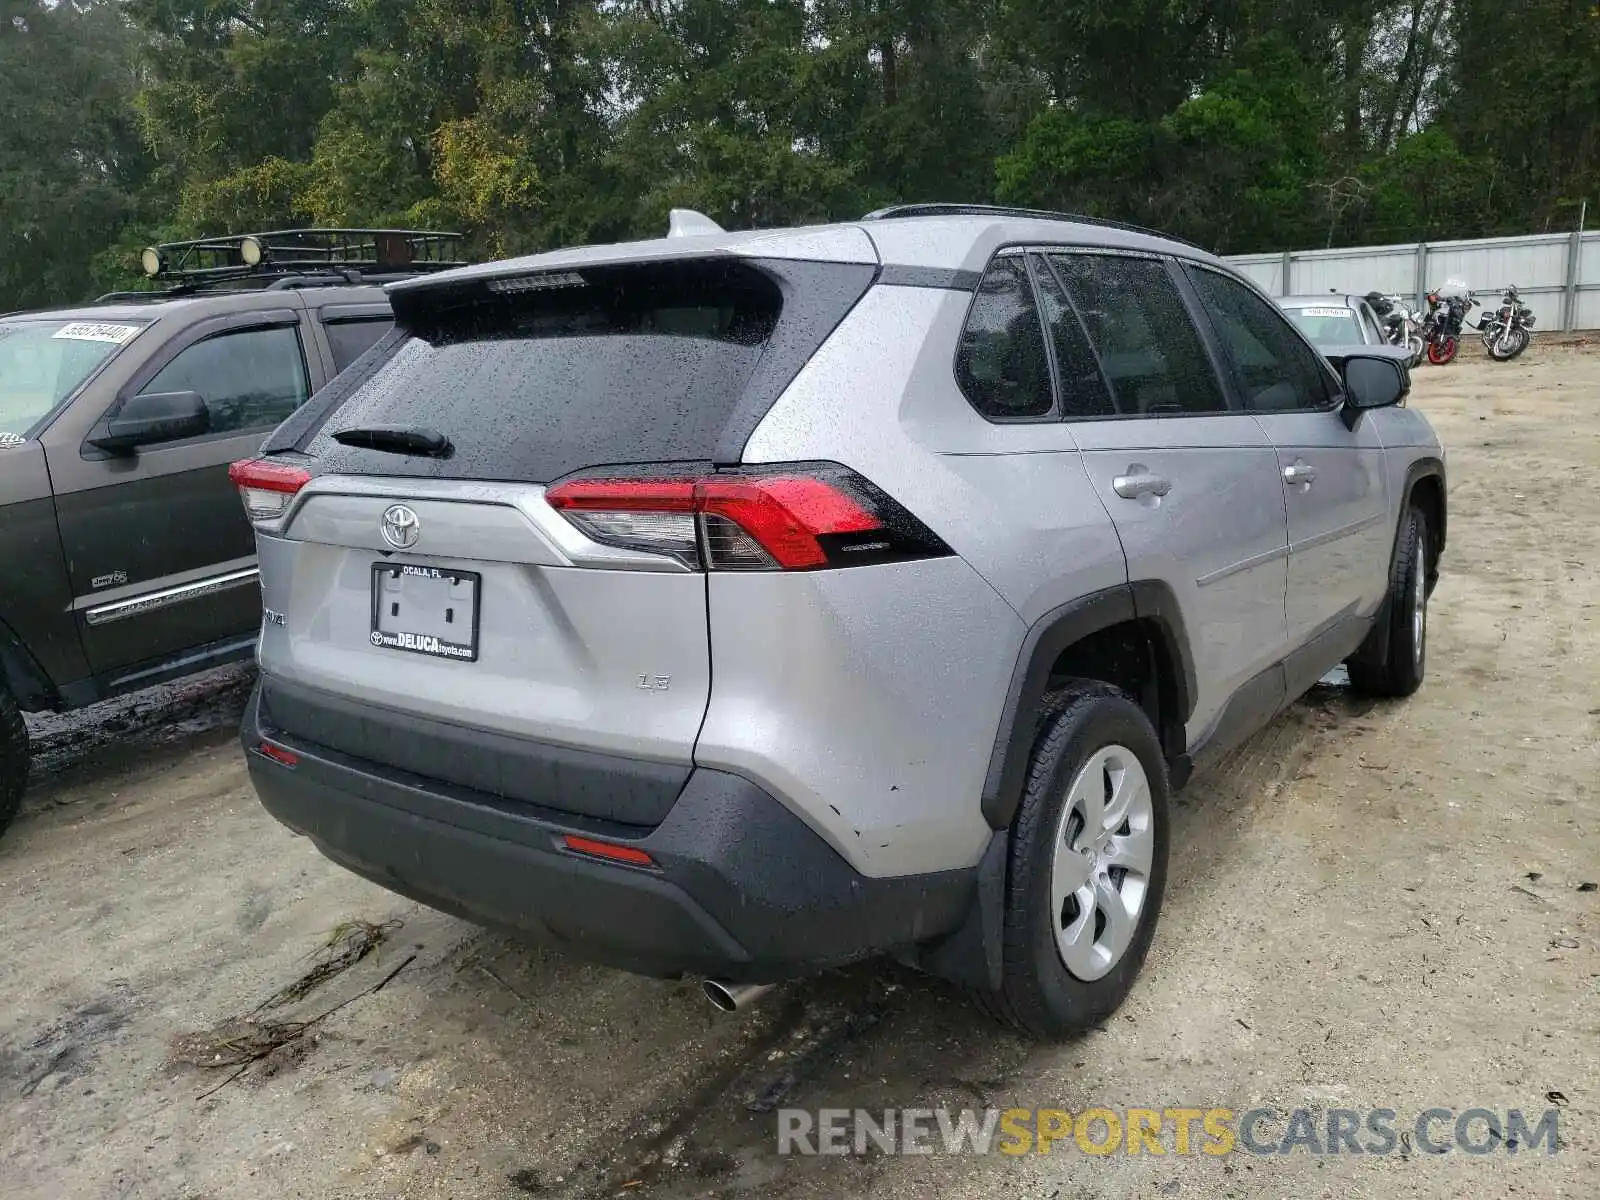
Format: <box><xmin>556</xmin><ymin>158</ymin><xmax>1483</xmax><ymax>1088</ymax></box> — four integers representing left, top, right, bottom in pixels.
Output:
<box><xmin>2</xmin><ymin>344</ymin><xmax>1596</xmax><ymax>1200</ymax></box>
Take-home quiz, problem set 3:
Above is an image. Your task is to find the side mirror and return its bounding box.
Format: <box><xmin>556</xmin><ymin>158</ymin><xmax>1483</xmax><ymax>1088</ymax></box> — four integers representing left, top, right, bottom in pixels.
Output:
<box><xmin>90</xmin><ymin>391</ymin><xmax>210</xmax><ymax>452</ymax></box>
<box><xmin>1338</xmin><ymin>355</ymin><xmax>1407</xmax><ymax>430</ymax></box>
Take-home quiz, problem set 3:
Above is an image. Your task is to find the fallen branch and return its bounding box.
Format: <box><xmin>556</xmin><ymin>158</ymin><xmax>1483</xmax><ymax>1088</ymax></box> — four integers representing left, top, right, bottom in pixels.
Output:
<box><xmin>178</xmin><ymin>952</ymin><xmax>418</xmax><ymax>1101</ymax></box>
<box><xmin>251</xmin><ymin>919</ymin><xmax>401</xmax><ymax>1014</ymax></box>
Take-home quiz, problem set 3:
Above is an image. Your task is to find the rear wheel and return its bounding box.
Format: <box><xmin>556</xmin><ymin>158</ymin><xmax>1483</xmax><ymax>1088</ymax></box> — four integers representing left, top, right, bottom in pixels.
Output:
<box><xmin>975</xmin><ymin>682</ymin><xmax>1170</xmax><ymax>1039</ymax></box>
<box><xmin>0</xmin><ymin>683</ymin><xmax>27</xmax><ymax>842</ymax></box>
<box><xmin>1348</xmin><ymin>507</ymin><xmax>1430</xmax><ymax>698</ymax></box>
<box><xmin>1427</xmin><ymin>336</ymin><xmax>1458</xmax><ymax>365</ymax></box>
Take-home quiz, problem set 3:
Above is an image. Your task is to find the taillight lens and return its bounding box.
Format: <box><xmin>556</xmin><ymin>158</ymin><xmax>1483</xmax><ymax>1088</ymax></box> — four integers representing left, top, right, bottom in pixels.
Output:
<box><xmin>545</xmin><ymin>464</ymin><xmax>950</xmax><ymax>571</ymax></box>
<box><xmin>229</xmin><ymin>458</ymin><xmax>311</xmax><ymax>524</ymax></box>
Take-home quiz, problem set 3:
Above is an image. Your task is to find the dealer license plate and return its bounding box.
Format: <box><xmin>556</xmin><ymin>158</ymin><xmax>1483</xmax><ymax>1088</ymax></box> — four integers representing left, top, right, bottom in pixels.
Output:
<box><xmin>370</xmin><ymin>564</ymin><xmax>480</xmax><ymax>661</ymax></box>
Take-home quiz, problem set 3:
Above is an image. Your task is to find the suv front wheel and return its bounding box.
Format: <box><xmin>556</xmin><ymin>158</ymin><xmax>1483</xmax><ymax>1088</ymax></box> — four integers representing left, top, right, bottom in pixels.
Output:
<box><xmin>1348</xmin><ymin>507</ymin><xmax>1430</xmax><ymax>698</ymax></box>
<box><xmin>978</xmin><ymin>681</ymin><xmax>1171</xmax><ymax>1039</ymax></box>
<box><xmin>0</xmin><ymin>682</ymin><xmax>27</xmax><ymax>841</ymax></box>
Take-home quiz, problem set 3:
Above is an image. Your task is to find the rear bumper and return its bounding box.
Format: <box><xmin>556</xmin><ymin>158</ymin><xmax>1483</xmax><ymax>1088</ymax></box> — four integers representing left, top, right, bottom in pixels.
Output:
<box><xmin>243</xmin><ymin>683</ymin><xmax>974</xmax><ymax>980</ymax></box>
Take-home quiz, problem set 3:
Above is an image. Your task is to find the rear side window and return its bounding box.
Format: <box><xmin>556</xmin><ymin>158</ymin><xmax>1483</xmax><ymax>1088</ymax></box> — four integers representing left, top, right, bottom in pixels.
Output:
<box><xmin>1029</xmin><ymin>256</ymin><xmax>1115</xmax><ymax>419</ymax></box>
<box><xmin>1046</xmin><ymin>254</ymin><xmax>1228</xmax><ymax>416</ymax></box>
<box><xmin>1185</xmin><ymin>267</ymin><xmax>1335</xmax><ymax>414</ymax></box>
<box><xmin>308</xmin><ymin>260</ymin><xmax>788</xmax><ymax>483</ymax></box>
<box><xmin>955</xmin><ymin>256</ymin><xmax>1053</xmax><ymax>420</ymax></box>
<box><xmin>324</xmin><ymin>318</ymin><xmax>393</xmax><ymax>373</ymax></box>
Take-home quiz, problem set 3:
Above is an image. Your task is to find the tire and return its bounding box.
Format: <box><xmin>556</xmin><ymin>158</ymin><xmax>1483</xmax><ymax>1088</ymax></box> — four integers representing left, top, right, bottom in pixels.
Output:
<box><xmin>1505</xmin><ymin>326</ymin><xmax>1531</xmax><ymax>360</ymax></box>
<box><xmin>973</xmin><ymin>681</ymin><xmax>1171</xmax><ymax>1039</ymax></box>
<box><xmin>1348</xmin><ymin>507</ymin><xmax>1430</xmax><ymax>698</ymax></box>
<box><xmin>1427</xmin><ymin>336</ymin><xmax>1458</xmax><ymax>365</ymax></box>
<box><xmin>0</xmin><ymin>683</ymin><xmax>27</xmax><ymax>842</ymax></box>
<box><xmin>1488</xmin><ymin>326</ymin><xmax>1521</xmax><ymax>361</ymax></box>
<box><xmin>1407</xmin><ymin>335</ymin><xmax>1425</xmax><ymax>368</ymax></box>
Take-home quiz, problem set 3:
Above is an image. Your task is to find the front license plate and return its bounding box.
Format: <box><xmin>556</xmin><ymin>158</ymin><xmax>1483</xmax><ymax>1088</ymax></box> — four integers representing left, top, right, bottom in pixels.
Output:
<box><xmin>370</xmin><ymin>564</ymin><xmax>480</xmax><ymax>661</ymax></box>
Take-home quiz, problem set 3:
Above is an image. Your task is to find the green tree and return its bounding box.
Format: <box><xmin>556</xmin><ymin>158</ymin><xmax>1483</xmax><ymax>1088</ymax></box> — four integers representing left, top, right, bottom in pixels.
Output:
<box><xmin>0</xmin><ymin>1</ymin><xmax>152</xmax><ymax>309</ymax></box>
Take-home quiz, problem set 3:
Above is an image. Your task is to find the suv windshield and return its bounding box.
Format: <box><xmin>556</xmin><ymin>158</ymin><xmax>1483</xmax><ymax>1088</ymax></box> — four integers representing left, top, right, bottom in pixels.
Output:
<box><xmin>1281</xmin><ymin>306</ymin><xmax>1362</xmax><ymax>348</ymax></box>
<box><xmin>0</xmin><ymin>319</ymin><xmax>144</xmax><ymax>437</ymax></box>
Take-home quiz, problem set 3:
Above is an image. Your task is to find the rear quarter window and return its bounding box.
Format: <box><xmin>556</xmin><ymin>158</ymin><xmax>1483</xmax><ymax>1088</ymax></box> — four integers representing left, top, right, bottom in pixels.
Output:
<box><xmin>324</xmin><ymin>318</ymin><xmax>394</xmax><ymax>373</ymax></box>
<box><xmin>954</xmin><ymin>256</ymin><xmax>1054</xmax><ymax>420</ymax></box>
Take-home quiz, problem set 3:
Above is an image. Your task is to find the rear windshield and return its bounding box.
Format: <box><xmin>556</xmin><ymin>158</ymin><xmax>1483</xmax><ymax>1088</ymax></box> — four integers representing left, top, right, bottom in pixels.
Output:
<box><xmin>0</xmin><ymin>319</ymin><xmax>145</xmax><ymax>437</ymax></box>
<box><xmin>307</xmin><ymin>260</ymin><xmax>789</xmax><ymax>483</ymax></box>
<box><xmin>1282</xmin><ymin>306</ymin><xmax>1362</xmax><ymax>348</ymax></box>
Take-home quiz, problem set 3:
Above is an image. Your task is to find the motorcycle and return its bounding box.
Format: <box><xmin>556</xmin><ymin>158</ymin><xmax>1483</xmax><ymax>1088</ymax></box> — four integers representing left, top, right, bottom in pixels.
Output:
<box><xmin>1475</xmin><ymin>284</ymin><xmax>1535</xmax><ymax>361</ymax></box>
<box><xmin>1420</xmin><ymin>287</ymin><xmax>1478</xmax><ymax>365</ymax></box>
<box><xmin>1366</xmin><ymin>291</ymin><xmax>1425</xmax><ymax>367</ymax></box>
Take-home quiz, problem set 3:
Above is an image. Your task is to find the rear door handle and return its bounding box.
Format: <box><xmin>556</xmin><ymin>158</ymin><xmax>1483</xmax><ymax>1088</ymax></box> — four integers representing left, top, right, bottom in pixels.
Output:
<box><xmin>1112</xmin><ymin>470</ymin><xmax>1173</xmax><ymax>500</ymax></box>
<box><xmin>1283</xmin><ymin>461</ymin><xmax>1317</xmax><ymax>486</ymax></box>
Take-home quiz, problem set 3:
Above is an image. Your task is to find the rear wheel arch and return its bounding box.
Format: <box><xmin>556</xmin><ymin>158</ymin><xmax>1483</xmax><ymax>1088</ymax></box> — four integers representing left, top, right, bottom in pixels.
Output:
<box><xmin>981</xmin><ymin>583</ymin><xmax>1196</xmax><ymax>831</ymax></box>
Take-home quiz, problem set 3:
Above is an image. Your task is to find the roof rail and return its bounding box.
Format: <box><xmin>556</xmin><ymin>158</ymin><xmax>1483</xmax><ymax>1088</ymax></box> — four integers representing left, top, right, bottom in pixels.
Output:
<box><xmin>860</xmin><ymin>203</ymin><xmax>1205</xmax><ymax>251</ymax></box>
<box><xmin>92</xmin><ymin>287</ymin><xmax>190</xmax><ymax>304</ymax></box>
<box><xmin>135</xmin><ymin>228</ymin><xmax>468</xmax><ymax>289</ymax></box>
<box><xmin>91</xmin><ymin>268</ymin><xmax>446</xmax><ymax>305</ymax></box>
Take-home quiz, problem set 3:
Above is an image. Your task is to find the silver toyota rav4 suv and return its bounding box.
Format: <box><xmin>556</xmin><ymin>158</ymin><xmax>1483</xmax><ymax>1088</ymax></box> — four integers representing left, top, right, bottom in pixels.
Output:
<box><xmin>234</xmin><ymin>204</ymin><xmax>1445</xmax><ymax>1038</ymax></box>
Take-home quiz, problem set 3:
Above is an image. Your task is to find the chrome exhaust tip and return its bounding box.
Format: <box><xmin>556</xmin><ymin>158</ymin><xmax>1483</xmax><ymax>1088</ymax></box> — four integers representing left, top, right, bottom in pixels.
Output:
<box><xmin>702</xmin><ymin>979</ymin><xmax>774</xmax><ymax>1013</ymax></box>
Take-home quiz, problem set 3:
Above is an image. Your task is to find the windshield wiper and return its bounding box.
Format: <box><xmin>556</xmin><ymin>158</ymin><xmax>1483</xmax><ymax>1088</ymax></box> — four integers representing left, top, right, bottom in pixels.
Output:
<box><xmin>330</xmin><ymin>425</ymin><xmax>453</xmax><ymax>457</ymax></box>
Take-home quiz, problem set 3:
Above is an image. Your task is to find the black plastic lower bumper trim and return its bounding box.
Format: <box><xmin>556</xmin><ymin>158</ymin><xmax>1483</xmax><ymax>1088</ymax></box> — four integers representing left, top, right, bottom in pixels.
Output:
<box><xmin>244</xmin><ymin>683</ymin><xmax>975</xmax><ymax>980</ymax></box>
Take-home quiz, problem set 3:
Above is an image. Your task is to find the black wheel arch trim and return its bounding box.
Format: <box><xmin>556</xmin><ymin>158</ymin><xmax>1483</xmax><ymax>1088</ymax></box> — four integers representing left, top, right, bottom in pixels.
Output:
<box><xmin>1401</xmin><ymin>456</ymin><xmax>1446</xmax><ymax>568</ymax></box>
<box><xmin>1349</xmin><ymin>457</ymin><xmax>1444</xmax><ymax>674</ymax></box>
<box><xmin>0</xmin><ymin>615</ymin><xmax>56</xmax><ymax>711</ymax></box>
<box><xmin>980</xmin><ymin>581</ymin><xmax>1197</xmax><ymax>831</ymax></box>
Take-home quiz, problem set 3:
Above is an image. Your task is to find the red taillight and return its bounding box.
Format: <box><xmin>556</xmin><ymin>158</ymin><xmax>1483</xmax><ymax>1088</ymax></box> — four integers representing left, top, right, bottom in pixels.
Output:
<box><xmin>561</xmin><ymin>834</ymin><xmax>655</xmax><ymax>867</ymax></box>
<box><xmin>700</xmin><ymin>477</ymin><xmax>877</xmax><ymax>569</ymax></box>
<box><xmin>545</xmin><ymin>464</ymin><xmax>946</xmax><ymax>571</ymax></box>
<box><xmin>257</xmin><ymin>741</ymin><xmax>299</xmax><ymax>767</ymax></box>
<box><xmin>229</xmin><ymin>458</ymin><xmax>311</xmax><ymax>523</ymax></box>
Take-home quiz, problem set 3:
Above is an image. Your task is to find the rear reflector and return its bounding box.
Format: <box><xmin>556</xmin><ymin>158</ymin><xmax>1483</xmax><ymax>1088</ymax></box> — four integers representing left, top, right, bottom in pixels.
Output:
<box><xmin>545</xmin><ymin>464</ymin><xmax>949</xmax><ymax>571</ymax></box>
<box><xmin>229</xmin><ymin>458</ymin><xmax>311</xmax><ymax>523</ymax></box>
<box><xmin>257</xmin><ymin>742</ymin><xmax>299</xmax><ymax>767</ymax></box>
<box><xmin>561</xmin><ymin>834</ymin><xmax>655</xmax><ymax>867</ymax></box>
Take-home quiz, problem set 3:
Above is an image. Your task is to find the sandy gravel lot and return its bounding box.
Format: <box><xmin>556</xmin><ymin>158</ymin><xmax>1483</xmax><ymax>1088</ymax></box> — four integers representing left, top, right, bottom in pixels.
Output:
<box><xmin>1</xmin><ymin>344</ymin><xmax>1595</xmax><ymax>1199</ymax></box>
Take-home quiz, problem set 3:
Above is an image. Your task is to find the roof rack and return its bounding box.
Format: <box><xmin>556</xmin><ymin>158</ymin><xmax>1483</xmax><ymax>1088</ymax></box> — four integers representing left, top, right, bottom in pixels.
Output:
<box><xmin>124</xmin><ymin>228</ymin><xmax>468</xmax><ymax>293</ymax></box>
<box><xmin>860</xmin><ymin>204</ymin><xmax>1204</xmax><ymax>251</ymax></box>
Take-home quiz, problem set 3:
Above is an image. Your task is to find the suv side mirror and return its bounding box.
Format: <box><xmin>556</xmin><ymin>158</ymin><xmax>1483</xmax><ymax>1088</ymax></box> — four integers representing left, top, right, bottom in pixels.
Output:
<box><xmin>1338</xmin><ymin>355</ymin><xmax>1407</xmax><ymax>430</ymax></box>
<box><xmin>90</xmin><ymin>391</ymin><xmax>210</xmax><ymax>452</ymax></box>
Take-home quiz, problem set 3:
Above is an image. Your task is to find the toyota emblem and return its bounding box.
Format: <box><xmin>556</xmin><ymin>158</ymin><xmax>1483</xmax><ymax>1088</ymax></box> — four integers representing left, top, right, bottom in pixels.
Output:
<box><xmin>381</xmin><ymin>504</ymin><xmax>420</xmax><ymax>550</ymax></box>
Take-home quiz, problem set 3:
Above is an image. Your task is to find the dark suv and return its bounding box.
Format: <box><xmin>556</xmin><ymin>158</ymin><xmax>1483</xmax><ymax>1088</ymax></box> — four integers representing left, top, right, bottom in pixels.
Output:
<box><xmin>0</xmin><ymin>229</ymin><xmax>464</xmax><ymax>837</ymax></box>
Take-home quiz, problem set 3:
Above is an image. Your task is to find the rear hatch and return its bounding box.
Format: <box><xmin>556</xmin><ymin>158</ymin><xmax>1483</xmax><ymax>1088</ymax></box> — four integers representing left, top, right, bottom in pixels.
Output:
<box><xmin>240</xmin><ymin>255</ymin><xmax>880</xmax><ymax>827</ymax></box>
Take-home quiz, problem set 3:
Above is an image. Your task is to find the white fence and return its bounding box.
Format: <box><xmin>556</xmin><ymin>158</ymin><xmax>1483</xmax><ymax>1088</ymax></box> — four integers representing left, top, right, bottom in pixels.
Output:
<box><xmin>1225</xmin><ymin>231</ymin><xmax>1600</xmax><ymax>332</ymax></box>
